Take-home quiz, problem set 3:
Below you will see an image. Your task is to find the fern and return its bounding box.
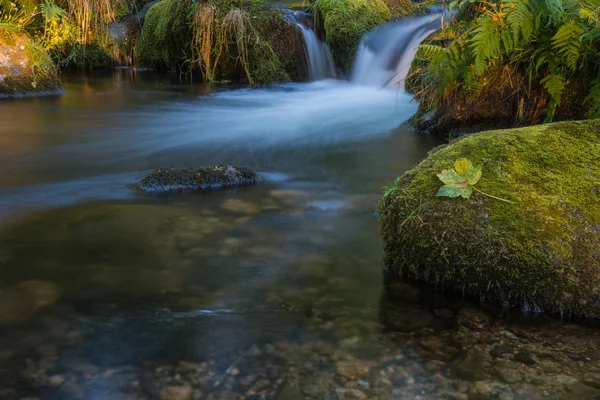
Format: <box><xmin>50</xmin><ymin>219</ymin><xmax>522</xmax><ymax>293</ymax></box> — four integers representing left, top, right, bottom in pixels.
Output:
<box><xmin>417</xmin><ymin>44</ymin><xmax>445</xmax><ymax>60</ymax></box>
<box><xmin>471</xmin><ymin>21</ymin><xmax>502</xmax><ymax>74</ymax></box>
<box><xmin>412</xmin><ymin>0</ymin><xmax>600</xmax><ymax>122</ymax></box>
<box><xmin>506</xmin><ymin>0</ymin><xmax>534</xmax><ymax>43</ymax></box>
<box><xmin>541</xmin><ymin>73</ymin><xmax>566</xmax><ymax>104</ymax></box>
<box><xmin>552</xmin><ymin>20</ymin><xmax>584</xmax><ymax>70</ymax></box>
<box><xmin>584</xmin><ymin>78</ymin><xmax>600</xmax><ymax>118</ymax></box>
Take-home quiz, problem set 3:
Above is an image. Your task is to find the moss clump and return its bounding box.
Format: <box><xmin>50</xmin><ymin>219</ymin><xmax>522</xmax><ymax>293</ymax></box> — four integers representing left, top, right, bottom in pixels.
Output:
<box><xmin>135</xmin><ymin>0</ymin><xmax>192</xmax><ymax>70</ymax></box>
<box><xmin>317</xmin><ymin>0</ymin><xmax>394</xmax><ymax>73</ymax></box>
<box><xmin>135</xmin><ymin>0</ymin><xmax>293</xmax><ymax>83</ymax></box>
<box><xmin>138</xmin><ymin>165</ymin><xmax>260</xmax><ymax>192</ymax></box>
<box><xmin>378</xmin><ymin>120</ymin><xmax>600</xmax><ymax>317</ymax></box>
<box><xmin>0</xmin><ymin>34</ymin><xmax>62</xmax><ymax>97</ymax></box>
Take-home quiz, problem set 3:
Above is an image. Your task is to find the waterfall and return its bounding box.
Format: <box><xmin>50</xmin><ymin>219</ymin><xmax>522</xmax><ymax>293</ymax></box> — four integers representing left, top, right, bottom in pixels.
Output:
<box><xmin>285</xmin><ymin>10</ymin><xmax>336</xmax><ymax>81</ymax></box>
<box><xmin>351</xmin><ymin>15</ymin><xmax>442</xmax><ymax>89</ymax></box>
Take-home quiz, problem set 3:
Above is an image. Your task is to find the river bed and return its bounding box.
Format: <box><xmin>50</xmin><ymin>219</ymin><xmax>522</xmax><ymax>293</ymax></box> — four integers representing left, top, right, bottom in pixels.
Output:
<box><xmin>0</xmin><ymin>70</ymin><xmax>599</xmax><ymax>400</ymax></box>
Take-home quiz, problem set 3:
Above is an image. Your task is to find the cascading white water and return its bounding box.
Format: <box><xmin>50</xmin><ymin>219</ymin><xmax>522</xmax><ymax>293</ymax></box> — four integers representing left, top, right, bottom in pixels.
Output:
<box><xmin>351</xmin><ymin>14</ymin><xmax>442</xmax><ymax>89</ymax></box>
<box><xmin>285</xmin><ymin>10</ymin><xmax>336</xmax><ymax>81</ymax></box>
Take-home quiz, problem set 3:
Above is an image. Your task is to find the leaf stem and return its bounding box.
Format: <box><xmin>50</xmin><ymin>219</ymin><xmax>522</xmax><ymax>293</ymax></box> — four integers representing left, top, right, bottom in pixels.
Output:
<box><xmin>472</xmin><ymin>186</ymin><xmax>515</xmax><ymax>204</ymax></box>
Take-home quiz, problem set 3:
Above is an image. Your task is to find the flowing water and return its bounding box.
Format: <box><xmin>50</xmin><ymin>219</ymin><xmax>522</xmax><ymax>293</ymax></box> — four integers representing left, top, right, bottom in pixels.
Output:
<box><xmin>285</xmin><ymin>10</ymin><xmax>336</xmax><ymax>81</ymax></box>
<box><xmin>352</xmin><ymin>15</ymin><xmax>442</xmax><ymax>88</ymax></box>
<box><xmin>0</xmin><ymin>21</ymin><xmax>599</xmax><ymax>400</ymax></box>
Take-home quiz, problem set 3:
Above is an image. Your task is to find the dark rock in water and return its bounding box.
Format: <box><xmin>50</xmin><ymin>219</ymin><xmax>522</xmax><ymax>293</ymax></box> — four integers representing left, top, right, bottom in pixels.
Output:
<box><xmin>138</xmin><ymin>166</ymin><xmax>259</xmax><ymax>193</ymax></box>
<box><xmin>515</xmin><ymin>351</ymin><xmax>536</xmax><ymax>366</ymax></box>
<box><xmin>490</xmin><ymin>345</ymin><xmax>513</xmax><ymax>358</ymax></box>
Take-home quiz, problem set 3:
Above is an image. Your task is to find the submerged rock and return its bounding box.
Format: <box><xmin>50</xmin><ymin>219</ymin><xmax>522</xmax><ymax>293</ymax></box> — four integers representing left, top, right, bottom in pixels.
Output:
<box><xmin>378</xmin><ymin>120</ymin><xmax>600</xmax><ymax>318</ymax></box>
<box><xmin>138</xmin><ymin>166</ymin><xmax>259</xmax><ymax>193</ymax></box>
<box><xmin>0</xmin><ymin>281</ymin><xmax>60</xmax><ymax>325</ymax></box>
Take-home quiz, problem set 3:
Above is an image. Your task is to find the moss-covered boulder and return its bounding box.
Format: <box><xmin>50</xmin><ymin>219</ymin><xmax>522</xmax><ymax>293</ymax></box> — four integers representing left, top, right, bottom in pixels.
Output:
<box><xmin>0</xmin><ymin>34</ymin><xmax>62</xmax><ymax>98</ymax></box>
<box><xmin>317</xmin><ymin>0</ymin><xmax>411</xmax><ymax>74</ymax></box>
<box><xmin>378</xmin><ymin>120</ymin><xmax>600</xmax><ymax>317</ymax></box>
<box><xmin>138</xmin><ymin>165</ymin><xmax>260</xmax><ymax>192</ymax></box>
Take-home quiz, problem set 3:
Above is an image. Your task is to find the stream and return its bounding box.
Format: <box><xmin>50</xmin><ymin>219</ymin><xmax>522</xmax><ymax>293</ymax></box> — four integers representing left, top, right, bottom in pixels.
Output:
<box><xmin>1</xmin><ymin>71</ymin><xmax>600</xmax><ymax>400</ymax></box>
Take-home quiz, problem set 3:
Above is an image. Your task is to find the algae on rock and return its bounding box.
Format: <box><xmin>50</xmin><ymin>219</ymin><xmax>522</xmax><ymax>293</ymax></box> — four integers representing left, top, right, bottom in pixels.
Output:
<box><xmin>378</xmin><ymin>120</ymin><xmax>600</xmax><ymax>317</ymax></box>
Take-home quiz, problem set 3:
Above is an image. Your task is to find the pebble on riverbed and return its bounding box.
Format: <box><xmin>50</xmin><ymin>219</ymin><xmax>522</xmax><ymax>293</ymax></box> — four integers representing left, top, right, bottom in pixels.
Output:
<box><xmin>137</xmin><ymin>166</ymin><xmax>260</xmax><ymax>193</ymax></box>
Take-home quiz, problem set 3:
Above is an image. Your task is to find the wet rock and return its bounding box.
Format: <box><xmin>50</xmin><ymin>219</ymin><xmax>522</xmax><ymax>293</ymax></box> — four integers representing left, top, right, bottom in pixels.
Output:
<box><xmin>514</xmin><ymin>351</ymin><xmax>536</xmax><ymax>366</ymax></box>
<box><xmin>492</xmin><ymin>360</ymin><xmax>524</xmax><ymax>384</ymax></box>
<box><xmin>160</xmin><ymin>385</ymin><xmax>192</xmax><ymax>400</ymax></box>
<box><xmin>269</xmin><ymin>189</ymin><xmax>311</xmax><ymax>207</ymax></box>
<box><xmin>456</xmin><ymin>308</ymin><xmax>491</xmax><ymax>329</ymax></box>
<box><xmin>468</xmin><ymin>381</ymin><xmax>513</xmax><ymax>400</ymax></box>
<box><xmin>453</xmin><ymin>346</ymin><xmax>490</xmax><ymax>381</ymax></box>
<box><xmin>381</xmin><ymin>306</ymin><xmax>435</xmax><ymax>333</ymax></box>
<box><xmin>336</xmin><ymin>360</ymin><xmax>375</xmax><ymax>379</ymax></box>
<box><xmin>386</xmin><ymin>282</ymin><xmax>420</xmax><ymax>303</ymax></box>
<box><xmin>490</xmin><ymin>345</ymin><xmax>513</xmax><ymax>358</ymax></box>
<box><xmin>138</xmin><ymin>166</ymin><xmax>259</xmax><ymax>192</ymax></box>
<box><xmin>48</xmin><ymin>375</ymin><xmax>66</xmax><ymax>386</ymax></box>
<box><xmin>583</xmin><ymin>373</ymin><xmax>600</xmax><ymax>389</ymax></box>
<box><xmin>0</xmin><ymin>281</ymin><xmax>60</xmax><ymax>325</ymax></box>
<box><xmin>499</xmin><ymin>330</ymin><xmax>519</xmax><ymax>340</ymax></box>
<box><xmin>221</xmin><ymin>199</ymin><xmax>262</xmax><ymax>215</ymax></box>
<box><xmin>335</xmin><ymin>387</ymin><xmax>367</xmax><ymax>399</ymax></box>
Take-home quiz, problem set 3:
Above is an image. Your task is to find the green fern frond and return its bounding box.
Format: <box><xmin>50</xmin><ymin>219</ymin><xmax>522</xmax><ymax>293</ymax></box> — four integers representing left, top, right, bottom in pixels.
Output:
<box><xmin>417</xmin><ymin>44</ymin><xmax>445</xmax><ymax>60</ymax></box>
<box><xmin>545</xmin><ymin>0</ymin><xmax>565</xmax><ymax>20</ymax></box>
<box><xmin>552</xmin><ymin>20</ymin><xmax>584</xmax><ymax>70</ymax></box>
<box><xmin>584</xmin><ymin>78</ymin><xmax>600</xmax><ymax>118</ymax></box>
<box><xmin>506</xmin><ymin>0</ymin><xmax>535</xmax><ymax>43</ymax></box>
<box><xmin>541</xmin><ymin>73</ymin><xmax>566</xmax><ymax>103</ymax></box>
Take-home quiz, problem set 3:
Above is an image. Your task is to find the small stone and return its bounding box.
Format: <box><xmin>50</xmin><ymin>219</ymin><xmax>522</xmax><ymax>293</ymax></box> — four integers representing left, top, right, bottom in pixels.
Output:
<box><xmin>492</xmin><ymin>360</ymin><xmax>524</xmax><ymax>384</ymax></box>
<box><xmin>499</xmin><ymin>330</ymin><xmax>519</xmax><ymax>340</ymax></box>
<box><xmin>426</xmin><ymin>360</ymin><xmax>447</xmax><ymax>370</ymax></box>
<box><xmin>48</xmin><ymin>375</ymin><xmax>66</xmax><ymax>386</ymax></box>
<box><xmin>302</xmin><ymin>385</ymin><xmax>322</xmax><ymax>397</ymax></box>
<box><xmin>160</xmin><ymin>385</ymin><xmax>192</xmax><ymax>400</ymax></box>
<box><xmin>468</xmin><ymin>381</ymin><xmax>513</xmax><ymax>400</ymax></box>
<box><xmin>456</xmin><ymin>308</ymin><xmax>491</xmax><ymax>329</ymax></box>
<box><xmin>221</xmin><ymin>199</ymin><xmax>261</xmax><ymax>215</ymax></box>
<box><xmin>229</xmin><ymin>368</ymin><xmax>239</xmax><ymax>376</ymax></box>
<box><xmin>334</xmin><ymin>388</ymin><xmax>367</xmax><ymax>399</ymax></box>
<box><xmin>336</xmin><ymin>360</ymin><xmax>374</xmax><ymax>379</ymax></box>
<box><xmin>454</xmin><ymin>346</ymin><xmax>490</xmax><ymax>381</ymax></box>
<box><xmin>515</xmin><ymin>351</ymin><xmax>536</xmax><ymax>366</ymax></box>
<box><xmin>490</xmin><ymin>345</ymin><xmax>513</xmax><ymax>358</ymax></box>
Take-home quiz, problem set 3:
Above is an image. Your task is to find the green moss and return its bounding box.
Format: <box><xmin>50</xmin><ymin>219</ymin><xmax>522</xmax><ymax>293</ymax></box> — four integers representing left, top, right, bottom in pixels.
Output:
<box><xmin>378</xmin><ymin>120</ymin><xmax>600</xmax><ymax>317</ymax></box>
<box><xmin>317</xmin><ymin>0</ymin><xmax>393</xmax><ymax>73</ymax></box>
<box><xmin>0</xmin><ymin>34</ymin><xmax>61</xmax><ymax>96</ymax></box>
<box><xmin>135</xmin><ymin>0</ymin><xmax>191</xmax><ymax>70</ymax></box>
<box><xmin>135</xmin><ymin>0</ymin><xmax>291</xmax><ymax>83</ymax></box>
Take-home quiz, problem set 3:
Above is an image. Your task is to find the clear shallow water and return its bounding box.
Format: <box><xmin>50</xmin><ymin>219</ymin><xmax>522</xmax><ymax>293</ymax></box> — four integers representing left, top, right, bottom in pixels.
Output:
<box><xmin>1</xmin><ymin>70</ymin><xmax>600</xmax><ymax>400</ymax></box>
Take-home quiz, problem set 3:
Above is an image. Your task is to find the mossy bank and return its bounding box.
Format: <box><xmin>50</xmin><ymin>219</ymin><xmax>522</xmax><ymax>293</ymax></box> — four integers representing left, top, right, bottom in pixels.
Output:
<box><xmin>378</xmin><ymin>120</ymin><xmax>600</xmax><ymax>317</ymax></box>
<box><xmin>0</xmin><ymin>34</ymin><xmax>62</xmax><ymax>98</ymax></box>
<box><xmin>136</xmin><ymin>0</ymin><xmax>306</xmax><ymax>83</ymax></box>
